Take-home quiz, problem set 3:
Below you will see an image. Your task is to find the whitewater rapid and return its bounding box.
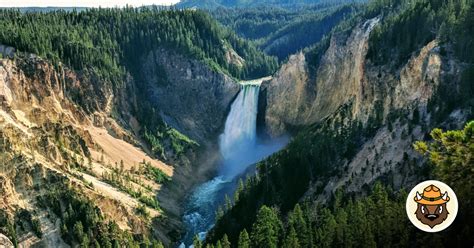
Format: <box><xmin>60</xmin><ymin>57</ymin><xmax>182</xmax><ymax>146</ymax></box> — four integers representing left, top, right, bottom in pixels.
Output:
<box><xmin>180</xmin><ymin>77</ymin><xmax>287</xmax><ymax>247</ymax></box>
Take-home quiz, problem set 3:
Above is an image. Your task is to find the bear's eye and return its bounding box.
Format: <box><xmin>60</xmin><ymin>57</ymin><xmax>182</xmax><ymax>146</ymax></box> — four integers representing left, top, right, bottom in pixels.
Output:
<box><xmin>421</xmin><ymin>205</ymin><xmax>425</xmax><ymax>214</ymax></box>
<box><xmin>439</xmin><ymin>205</ymin><xmax>443</xmax><ymax>213</ymax></box>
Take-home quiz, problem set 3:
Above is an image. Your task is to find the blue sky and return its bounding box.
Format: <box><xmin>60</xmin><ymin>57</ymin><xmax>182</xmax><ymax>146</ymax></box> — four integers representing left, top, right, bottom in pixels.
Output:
<box><xmin>0</xmin><ymin>0</ymin><xmax>179</xmax><ymax>7</ymax></box>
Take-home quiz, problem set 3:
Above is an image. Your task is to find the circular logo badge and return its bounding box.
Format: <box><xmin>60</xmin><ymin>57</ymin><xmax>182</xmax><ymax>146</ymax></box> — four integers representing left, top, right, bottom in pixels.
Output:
<box><xmin>406</xmin><ymin>180</ymin><xmax>458</xmax><ymax>232</ymax></box>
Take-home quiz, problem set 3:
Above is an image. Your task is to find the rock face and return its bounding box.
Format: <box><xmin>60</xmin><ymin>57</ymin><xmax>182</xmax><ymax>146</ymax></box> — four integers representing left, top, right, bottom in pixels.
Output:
<box><xmin>260</xmin><ymin>51</ymin><xmax>310</xmax><ymax>135</ymax></box>
<box><xmin>261</xmin><ymin>16</ymin><xmax>465</xmax><ymax>200</ymax></box>
<box><xmin>0</xmin><ymin>56</ymin><xmax>90</xmax><ymax>127</ymax></box>
<box><xmin>142</xmin><ymin>48</ymin><xmax>240</xmax><ymax>144</ymax></box>
<box><xmin>262</xmin><ymin>17</ymin><xmax>455</xmax><ymax>137</ymax></box>
<box><xmin>263</xmin><ymin>18</ymin><xmax>381</xmax><ymax>136</ymax></box>
<box><xmin>0</xmin><ymin>55</ymin><xmax>177</xmax><ymax>246</ymax></box>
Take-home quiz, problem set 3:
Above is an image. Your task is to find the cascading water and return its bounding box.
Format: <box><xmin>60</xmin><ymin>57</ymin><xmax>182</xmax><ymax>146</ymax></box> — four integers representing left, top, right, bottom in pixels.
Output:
<box><xmin>180</xmin><ymin>78</ymin><xmax>288</xmax><ymax>247</ymax></box>
<box><xmin>219</xmin><ymin>83</ymin><xmax>260</xmax><ymax>177</ymax></box>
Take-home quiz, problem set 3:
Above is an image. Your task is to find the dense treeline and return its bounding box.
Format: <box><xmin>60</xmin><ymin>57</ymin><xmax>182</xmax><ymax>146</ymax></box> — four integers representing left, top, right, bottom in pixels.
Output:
<box><xmin>204</xmin><ymin>122</ymin><xmax>474</xmax><ymax>248</ymax></box>
<box><xmin>211</xmin><ymin>4</ymin><xmax>358</xmax><ymax>60</ymax></box>
<box><xmin>212</xmin><ymin>6</ymin><xmax>302</xmax><ymax>40</ymax></box>
<box><xmin>200</xmin><ymin>183</ymin><xmax>411</xmax><ymax>248</ymax></box>
<box><xmin>211</xmin><ymin>3</ymin><xmax>347</xmax><ymax>40</ymax></box>
<box><xmin>0</xmin><ymin>7</ymin><xmax>277</xmax><ymax>83</ymax></box>
<box><xmin>308</xmin><ymin>0</ymin><xmax>474</xmax><ymax>79</ymax></box>
<box><xmin>178</xmin><ymin>0</ymin><xmax>365</xmax><ymax>9</ymax></box>
<box><xmin>8</xmin><ymin>7</ymin><xmax>88</xmax><ymax>13</ymax></box>
<box><xmin>262</xmin><ymin>5</ymin><xmax>356</xmax><ymax>59</ymax></box>
<box><xmin>366</xmin><ymin>0</ymin><xmax>474</xmax><ymax>121</ymax></box>
<box><xmin>367</xmin><ymin>0</ymin><xmax>474</xmax><ymax>66</ymax></box>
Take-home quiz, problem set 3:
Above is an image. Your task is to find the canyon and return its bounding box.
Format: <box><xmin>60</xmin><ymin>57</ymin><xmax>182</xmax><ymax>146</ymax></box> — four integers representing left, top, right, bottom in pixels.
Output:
<box><xmin>0</xmin><ymin>1</ymin><xmax>473</xmax><ymax>247</ymax></box>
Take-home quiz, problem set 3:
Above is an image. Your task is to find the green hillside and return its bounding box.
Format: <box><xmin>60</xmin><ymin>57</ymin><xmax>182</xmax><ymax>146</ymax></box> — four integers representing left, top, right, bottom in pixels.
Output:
<box><xmin>211</xmin><ymin>4</ymin><xmax>359</xmax><ymax>60</ymax></box>
<box><xmin>0</xmin><ymin>7</ymin><xmax>277</xmax><ymax>82</ymax></box>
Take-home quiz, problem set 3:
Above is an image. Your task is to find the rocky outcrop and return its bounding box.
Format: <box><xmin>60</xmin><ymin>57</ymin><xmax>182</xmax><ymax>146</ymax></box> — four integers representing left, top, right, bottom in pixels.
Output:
<box><xmin>142</xmin><ymin>48</ymin><xmax>240</xmax><ymax>144</ymax></box>
<box><xmin>0</xmin><ymin>55</ymin><xmax>179</xmax><ymax>246</ymax></box>
<box><xmin>260</xmin><ymin>51</ymin><xmax>311</xmax><ymax>135</ymax></box>
<box><xmin>263</xmin><ymin>18</ymin><xmax>381</xmax><ymax>136</ymax></box>
<box><xmin>1</xmin><ymin>56</ymin><xmax>86</xmax><ymax>126</ymax></box>
<box><xmin>262</xmin><ymin>17</ymin><xmax>457</xmax><ymax>137</ymax></box>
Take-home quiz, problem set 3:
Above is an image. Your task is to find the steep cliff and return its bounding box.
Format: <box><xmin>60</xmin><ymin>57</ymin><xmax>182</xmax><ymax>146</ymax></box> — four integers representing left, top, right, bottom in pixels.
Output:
<box><xmin>0</xmin><ymin>54</ymin><xmax>178</xmax><ymax>246</ymax></box>
<box><xmin>142</xmin><ymin>48</ymin><xmax>240</xmax><ymax>144</ymax></box>
<box><xmin>263</xmin><ymin>18</ymin><xmax>381</xmax><ymax>136</ymax></box>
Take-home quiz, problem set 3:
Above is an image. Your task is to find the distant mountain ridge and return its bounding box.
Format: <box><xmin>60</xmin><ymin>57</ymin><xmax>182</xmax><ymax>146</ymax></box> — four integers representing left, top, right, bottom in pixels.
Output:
<box><xmin>177</xmin><ymin>0</ymin><xmax>366</xmax><ymax>9</ymax></box>
<box><xmin>0</xmin><ymin>7</ymin><xmax>88</xmax><ymax>12</ymax></box>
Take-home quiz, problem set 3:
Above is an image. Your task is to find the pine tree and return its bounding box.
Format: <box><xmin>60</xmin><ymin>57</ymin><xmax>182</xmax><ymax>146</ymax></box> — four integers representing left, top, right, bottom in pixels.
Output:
<box><xmin>234</xmin><ymin>178</ymin><xmax>244</xmax><ymax>203</ymax></box>
<box><xmin>415</xmin><ymin>121</ymin><xmax>474</xmax><ymax>204</ymax></box>
<box><xmin>315</xmin><ymin>208</ymin><xmax>337</xmax><ymax>248</ymax></box>
<box><xmin>237</xmin><ymin>229</ymin><xmax>250</xmax><ymax>248</ymax></box>
<box><xmin>193</xmin><ymin>235</ymin><xmax>202</xmax><ymax>248</ymax></box>
<box><xmin>73</xmin><ymin>221</ymin><xmax>84</xmax><ymax>242</ymax></box>
<box><xmin>415</xmin><ymin>121</ymin><xmax>474</xmax><ymax>245</ymax></box>
<box><xmin>250</xmin><ymin>206</ymin><xmax>282</xmax><ymax>248</ymax></box>
<box><xmin>288</xmin><ymin>204</ymin><xmax>308</xmax><ymax>247</ymax></box>
<box><xmin>216</xmin><ymin>206</ymin><xmax>224</xmax><ymax>221</ymax></box>
<box><xmin>334</xmin><ymin>208</ymin><xmax>348</xmax><ymax>247</ymax></box>
<box><xmin>221</xmin><ymin>234</ymin><xmax>231</xmax><ymax>248</ymax></box>
<box><xmin>283</xmin><ymin>227</ymin><xmax>300</xmax><ymax>248</ymax></box>
<box><xmin>225</xmin><ymin>194</ymin><xmax>232</xmax><ymax>211</ymax></box>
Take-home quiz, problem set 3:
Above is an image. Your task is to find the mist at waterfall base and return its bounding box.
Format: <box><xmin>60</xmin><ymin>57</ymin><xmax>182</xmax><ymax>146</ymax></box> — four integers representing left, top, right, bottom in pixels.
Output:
<box><xmin>180</xmin><ymin>83</ymin><xmax>288</xmax><ymax>247</ymax></box>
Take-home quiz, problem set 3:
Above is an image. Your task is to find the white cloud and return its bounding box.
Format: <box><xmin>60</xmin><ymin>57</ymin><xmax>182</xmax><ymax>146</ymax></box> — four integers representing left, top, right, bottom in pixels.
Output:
<box><xmin>0</xmin><ymin>0</ymin><xmax>180</xmax><ymax>8</ymax></box>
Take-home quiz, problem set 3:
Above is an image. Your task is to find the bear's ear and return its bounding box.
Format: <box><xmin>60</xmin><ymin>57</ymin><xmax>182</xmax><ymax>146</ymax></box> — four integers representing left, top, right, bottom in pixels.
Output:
<box><xmin>442</xmin><ymin>192</ymin><xmax>448</xmax><ymax>201</ymax></box>
<box><xmin>416</xmin><ymin>192</ymin><xmax>422</xmax><ymax>201</ymax></box>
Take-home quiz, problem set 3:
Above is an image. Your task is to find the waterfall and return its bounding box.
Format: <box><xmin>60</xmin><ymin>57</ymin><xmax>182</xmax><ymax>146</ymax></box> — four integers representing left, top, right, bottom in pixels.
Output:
<box><xmin>181</xmin><ymin>78</ymin><xmax>288</xmax><ymax>247</ymax></box>
<box><xmin>219</xmin><ymin>83</ymin><xmax>260</xmax><ymax>178</ymax></box>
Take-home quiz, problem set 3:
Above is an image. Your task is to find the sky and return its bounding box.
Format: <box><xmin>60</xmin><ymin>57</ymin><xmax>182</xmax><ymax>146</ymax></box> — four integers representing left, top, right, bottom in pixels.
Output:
<box><xmin>0</xmin><ymin>0</ymin><xmax>180</xmax><ymax>8</ymax></box>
